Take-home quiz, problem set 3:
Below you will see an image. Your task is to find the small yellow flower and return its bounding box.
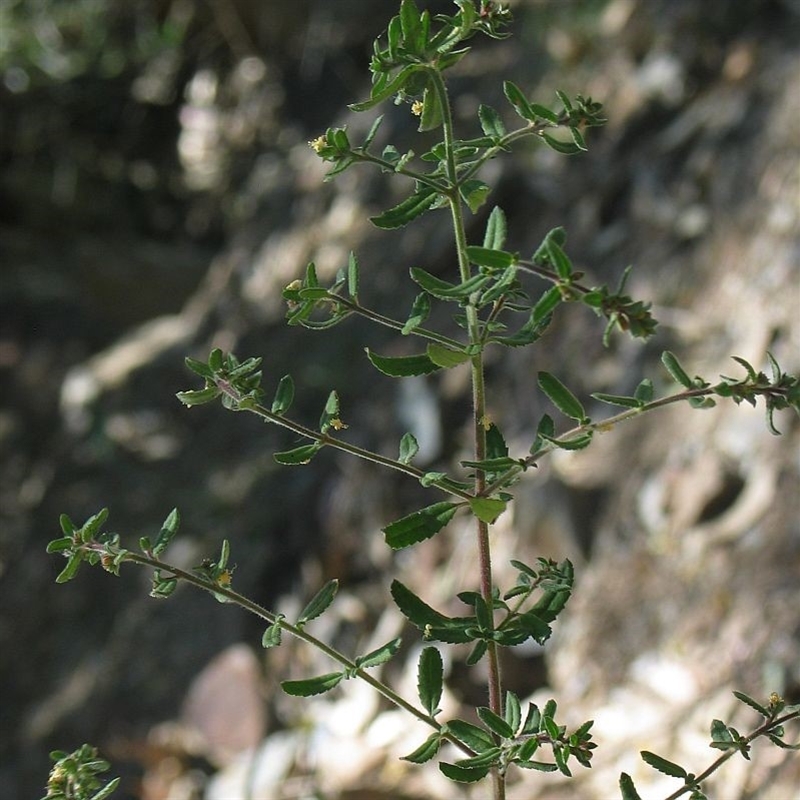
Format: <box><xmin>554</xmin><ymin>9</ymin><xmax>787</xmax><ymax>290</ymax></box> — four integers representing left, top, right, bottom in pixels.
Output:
<box><xmin>330</xmin><ymin>418</ymin><xmax>348</xmax><ymax>431</ymax></box>
<box><xmin>217</xmin><ymin>569</ymin><xmax>233</xmax><ymax>588</ymax></box>
<box><xmin>411</xmin><ymin>99</ymin><xmax>424</xmax><ymax>116</ymax></box>
<box><xmin>309</xmin><ymin>135</ymin><xmax>326</xmax><ymax>153</ymax></box>
<box><xmin>481</xmin><ymin>414</ymin><xmax>493</xmax><ymax>431</ymax></box>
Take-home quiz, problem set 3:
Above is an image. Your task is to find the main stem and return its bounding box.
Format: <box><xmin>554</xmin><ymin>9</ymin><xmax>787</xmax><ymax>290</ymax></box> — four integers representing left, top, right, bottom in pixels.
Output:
<box><xmin>430</xmin><ymin>66</ymin><xmax>505</xmax><ymax>800</ymax></box>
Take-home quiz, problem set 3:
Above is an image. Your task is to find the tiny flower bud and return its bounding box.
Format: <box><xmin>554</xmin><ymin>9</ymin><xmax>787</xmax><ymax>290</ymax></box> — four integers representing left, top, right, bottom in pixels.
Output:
<box><xmin>309</xmin><ymin>136</ymin><xmax>326</xmax><ymax>153</ymax></box>
<box><xmin>411</xmin><ymin>100</ymin><xmax>424</xmax><ymax>116</ymax></box>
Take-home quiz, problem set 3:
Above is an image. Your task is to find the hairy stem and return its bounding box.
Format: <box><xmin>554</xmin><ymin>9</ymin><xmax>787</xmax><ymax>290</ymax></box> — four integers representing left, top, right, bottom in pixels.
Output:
<box><xmin>429</xmin><ymin>64</ymin><xmax>506</xmax><ymax>800</ymax></box>
<box><xmin>99</xmin><ymin>546</ymin><xmax>482</xmax><ymax>756</ymax></box>
<box><xmin>661</xmin><ymin>710</ymin><xmax>800</xmax><ymax>800</ymax></box>
<box><xmin>335</xmin><ymin>296</ymin><xmax>464</xmax><ymax>349</ymax></box>
<box><xmin>481</xmin><ymin>383</ymin><xmax>793</xmax><ymax>499</ymax></box>
<box><xmin>215</xmin><ymin>380</ymin><xmax>474</xmax><ymax>501</ymax></box>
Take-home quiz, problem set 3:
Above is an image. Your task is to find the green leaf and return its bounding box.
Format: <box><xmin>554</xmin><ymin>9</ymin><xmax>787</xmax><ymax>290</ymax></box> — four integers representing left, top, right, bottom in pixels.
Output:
<box><xmin>540</xmin><ymin>131</ymin><xmax>583</xmax><ymax>155</ymax></box>
<box><xmin>483</xmin><ymin>206</ymin><xmax>507</xmax><ymax>251</ymax></box>
<box><xmin>528</xmin><ymin>102</ymin><xmax>560</xmax><ymax>124</ymax></box>
<box><xmin>90</xmin><ymin>777</ymin><xmax>122</xmax><ymax>800</ymax></box>
<box><xmin>391</xmin><ymin>580</ymin><xmax>474</xmax><ymax>643</ymax></box>
<box><xmin>46</xmin><ymin>536</ymin><xmax>73</xmax><ymax>553</ymax></box>
<box><xmin>349</xmin><ymin>64</ymin><xmax>423</xmax><ymax>112</ymax></box>
<box><xmin>153</xmin><ymin>508</ymin><xmax>180</xmax><ymax>556</ymax></box>
<box><xmin>55</xmin><ymin>552</ymin><xmax>83</xmax><ymax>583</ymax></box>
<box><xmin>410</xmin><ymin>266</ymin><xmax>489</xmax><ymax>300</ymax></box>
<box><xmin>271</xmin><ymin>374</ymin><xmax>295</xmax><ymax>415</ymax></box>
<box><xmin>554</xmin><ymin>747</ymin><xmax>572</xmax><ymax>777</ymax></box>
<box><xmin>591</xmin><ymin>392</ymin><xmax>643</xmax><ymax>409</ymax></box>
<box><xmin>387</xmin><ymin>13</ymin><xmax>402</xmax><ymax>58</ymax></box>
<box><xmin>517</xmin><ymin>758</ymin><xmax>558</xmax><ymax>772</ymax></box>
<box><xmin>371</xmin><ymin>187</ymin><xmax>438</xmax><ymax>229</ymax></box>
<box><xmin>540</xmin><ymin>431</ymin><xmax>594</xmax><ymax>451</ymax></box>
<box><xmin>357</xmin><ymin>637</ymin><xmax>402</xmax><ymax>669</ymax></box>
<box><xmin>420</xmin><ymin>470</ymin><xmax>447</xmax><ymax>487</ymax></box>
<box><xmin>365</xmin><ymin>348</ymin><xmax>440</xmax><ymax>377</ymax></box>
<box><xmin>477</xmin><ymin>706</ymin><xmax>514</xmax><ymax>738</ymax></box>
<box><xmin>662</xmin><ymin>351</ymin><xmax>693</xmax><ymax>388</ymax></box>
<box><xmin>486</xmin><ymin>422</ymin><xmax>508</xmax><ymax>459</ymax></box>
<box><xmin>510</xmin><ymin>558</ymin><xmax>538</xmax><ymax>579</ymax></box>
<box><xmin>732</xmin><ymin>691</ymin><xmax>769</xmax><ymax>717</ymax></box>
<box><xmin>261</xmin><ymin>621</ymin><xmax>283</xmax><ymax>648</ymax></box>
<box><xmin>383</xmin><ymin>502</ymin><xmax>458</xmax><ymax>549</ymax></box>
<box><xmin>767</xmin><ymin>734</ymin><xmax>800</xmax><ymax>750</ymax></box>
<box><xmin>532</xmin><ymin>226</ymin><xmax>566</xmax><ymax>264</ymax></box>
<box><xmin>185</xmin><ymin>356</ymin><xmax>214</xmax><ymax>379</ymax></box>
<box><xmin>531</xmin><ymin>412</ymin><xmax>555</xmax><ymax>452</ymax></box>
<box><xmin>150</xmin><ymin>575</ymin><xmax>178</xmax><ymax>598</ymax></box>
<box><xmin>419</xmin><ymin>85</ymin><xmax>444</xmax><ymax>132</ymax></box>
<box><xmin>402</xmin><ymin>733</ymin><xmax>441</xmax><ymax>764</ymax></box>
<box><xmin>619</xmin><ymin>773</ymin><xmax>644</xmax><ymax>800</ymax></box>
<box><xmin>399</xmin><ymin>0</ymin><xmax>421</xmax><ymax>43</ymax></box>
<box><xmin>297</xmin><ymin>579</ymin><xmax>339</xmax><ymax>626</ymax></box>
<box><xmin>640</xmin><ymin>750</ymin><xmax>688</xmax><ymax>779</ymax></box>
<box><xmin>533</xmin><ymin>286</ymin><xmax>562</xmax><ymax>323</ymax></box>
<box><xmin>59</xmin><ymin>513</ymin><xmax>76</xmax><ymax>536</ymax></box>
<box><xmin>494</xmin><ymin>312</ymin><xmax>551</xmax><ymax>348</ymax></box>
<box><xmin>439</xmin><ymin>761</ymin><xmax>491</xmax><ymax>783</ymax></box>
<box><xmin>545</xmin><ymin>238</ymin><xmax>573</xmax><ymax>280</ymax></box>
<box><xmin>503</xmin><ymin>80</ymin><xmax>534</xmax><ymax>121</ymax></box>
<box><xmin>505</xmin><ymin>691</ymin><xmax>522</xmax><ymax>735</ymax></box>
<box><xmin>446</xmin><ymin>719</ymin><xmax>496</xmax><ymax>752</ymax></box>
<box><xmin>273</xmin><ymin>442</ymin><xmax>322</xmax><ymax>465</ymax></box>
<box><xmin>555</xmin><ymin>89</ymin><xmax>573</xmax><ymax>111</ymax></box>
<box><xmin>402</xmin><ymin>292</ymin><xmax>431</xmax><ymax>334</ymax></box>
<box><xmin>480</xmin><ymin>266</ymin><xmax>518</xmax><ymax>311</ymax></box>
<box><xmin>323</xmin><ymin>154</ymin><xmax>356</xmax><ymax>181</ymax></box>
<box><xmin>466</xmin><ymin>246</ymin><xmax>516</xmax><ymax>270</ymax></box>
<box><xmin>478</xmin><ymin>103</ymin><xmax>506</xmax><ymax>139</ymax></box>
<box><xmin>543</xmin><ymin>711</ymin><xmax>559</xmax><ymax>739</ymax></box>
<box><xmin>347</xmin><ymin>251</ymin><xmax>359</xmax><ymax>298</ymax></box>
<box><xmin>538</xmin><ymin>371</ymin><xmax>587</xmax><ymax>422</ymax></box>
<box><xmin>451</xmin><ymin>747</ymin><xmax>503</xmax><ymax>769</ymax></box>
<box><xmin>460</xmin><ymin>179</ymin><xmax>491</xmax><ymax>213</ymax></box>
<box><xmin>218</xmin><ymin>538</ymin><xmax>230</xmax><ymax>570</ymax></box>
<box><xmin>466</xmin><ymin>639</ymin><xmax>488</xmax><ymax>665</ymax></box>
<box><xmin>634</xmin><ymin>378</ymin><xmax>654</xmax><ymax>403</ymax></box>
<box><xmin>282</xmin><ymin>672</ymin><xmax>344</xmax><ymax>697</ymax></box>
<box><xmin>427</xmin><ymin>343</ymin><xmax>471</xmax><ymax>368</ymax></box>
<box><xmin>399</xmin><ymin>432</ymin><xmax>419</xmax><ymax>464</ymax></box>
<box><xmin>226</xmin><ymin>356</ymin><xmax>262</xmax><ymax>380</ymax></box>
<box><xmin>208</xmin><ymin>348</ymin><xmax>224</xmax><ymax>371</ymax></box>
<box><xmin>176</xmin><ymin>386</ymin><xmax>221</xmax><ymax>407</ymax></box>
<box><xmin>417</xmin><ymin>646</ymin><xmax>444</xmax><ymax>716</ymax></box>
<box><xmin>297</xmin><ymin>286</ymin><xmax>330</xmax><ymax>300</ymax></box>
<box><xmin>319</xmin><ymin>389</ymin><xmax>342</xmax><ymax>433</ymax></box>
<box><xmin>79</xmin><ymin>510</ymin><xmax>108</xmax><ymax>540</ymax></box>
<box><xmin>520</xmin><ymin>703</ymin><xmax>542</xmax><ymax>736</ymax></box>
<box><xmin>460</xmin><ymin>456</ymin><xmax>519</xmax><ymax>473</ymax></box>
<box><xmin>570</xmin><ymin>125</ymin><xmax>588</xmax><ymax>151</ymax></box>
<box><xmin>710</xmin><ymin>719</ymin><xmax>736</xmax><ymax>747</ymax></box>
<box><xmin>468</xmin><ymin>497</ymin><xmax>507</xmax><ymax>524</ymax></box>
<box><xmin>361</xmin><ymin>114</ymin><xmax>384</xmax><ymax>151</ymax></box>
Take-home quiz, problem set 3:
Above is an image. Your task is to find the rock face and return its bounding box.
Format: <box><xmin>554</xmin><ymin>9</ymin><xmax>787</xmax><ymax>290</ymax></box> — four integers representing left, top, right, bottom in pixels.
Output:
<box><xmin>2</xmin><ymin>1</ymin><xmax>799</xmax><ymax>798</ymax></box>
